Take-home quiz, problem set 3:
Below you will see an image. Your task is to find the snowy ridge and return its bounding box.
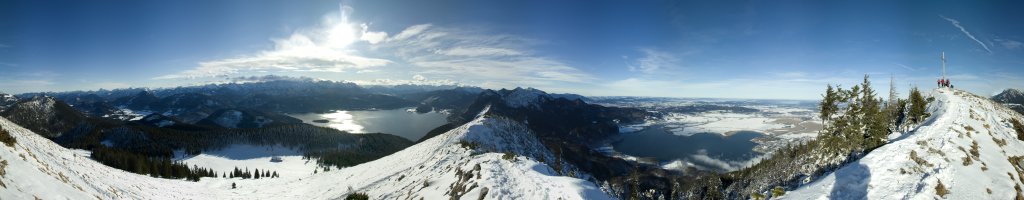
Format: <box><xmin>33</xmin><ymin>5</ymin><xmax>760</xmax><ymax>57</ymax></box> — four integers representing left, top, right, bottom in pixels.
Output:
<box><xmin>783</xmin><ymin>89</ymin><xmax>1024</xmax><ymax>199</ymax></box>
<box><xmin>15</xmin><ymin>97</ymin><xmax>58</xmax><ymax>120</ymax></box>
<box><xmin>994</xmin><ymin>88</ymin><xmax>1024</xmax><ymax>104</ymax></box>
<box><xmin>0</xmin><ymin>117</ymin><xmax>214</xmax><ymax>199</ymax></box>
<box><xmin>0</xmin><ymin>106</ymin><xmax>610</xmax><ymax>199</ymax></box>
<box><xmin>500</xmin><ymin>87</ymin><xmax>552</xmax><ymax>109</ymax></box>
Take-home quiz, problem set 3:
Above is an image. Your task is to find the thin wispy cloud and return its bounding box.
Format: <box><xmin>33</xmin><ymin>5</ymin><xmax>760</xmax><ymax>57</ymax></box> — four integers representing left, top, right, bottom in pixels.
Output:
<box><xmin>940</xmin><ymin>15</ymin><xmax>992</xmax><ymax>53</ymax></box>
<box><xmin>994</xmin><ymin>38</ymin><xmax>1023</xmax><ymax>50</ymax></box>
<box><xmin>0</xmin><ymin>71</ymin><xmax>59</xmax><ymax>93</ymax></box>
<box><xmin>628</xmin><ymin>48</ymin><xmax>680</xmax><ymax>74</ymax></box>
<box><xmin>896</xmin><ymin>63</ymin><xmax>916</xmax><ymax>71</ymax></box>
<box><xmin>376</xmin><ymin>23</ymin><xmax>595</xmax><ymax>88</ymax></box>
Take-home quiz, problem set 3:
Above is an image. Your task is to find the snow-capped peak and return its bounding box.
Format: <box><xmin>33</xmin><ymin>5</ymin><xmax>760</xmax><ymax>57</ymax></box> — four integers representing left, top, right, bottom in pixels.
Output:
<box><xmin>994</xmin><ymin>88</ymin><xmax>1024</xmax><ymax>103</ymax></box>
<box><xmin>498</xmin><ymin>87</ymin><xmax>552</xmax><ymax>109</ymax></box>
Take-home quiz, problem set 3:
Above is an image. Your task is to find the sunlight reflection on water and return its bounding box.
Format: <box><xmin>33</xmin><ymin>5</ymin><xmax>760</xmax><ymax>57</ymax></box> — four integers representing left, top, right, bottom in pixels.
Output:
<box><xmin>321</xmin><ymin>111</ymin><xmax>365</xmax><ymax>133</ymax></box>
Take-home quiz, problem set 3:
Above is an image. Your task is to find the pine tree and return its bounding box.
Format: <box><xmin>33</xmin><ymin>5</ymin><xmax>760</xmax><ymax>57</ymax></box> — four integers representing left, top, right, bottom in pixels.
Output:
<box><xmin>255</xmin><ymin>169</ymin><xmax>260</xmax><ymax>179</ymax></box>
<box><xmin>819</xmin><ymin>84</ymin><xmax>839</xmax><ymax>128</ymax></box>
<box><xmin>908</xmin><ymin>87</ymin><xmax>928</xmax><ymax>124</ymax></box>
<box><xmin>858</xmin><ymin>75</ymin><xmax>887</xmax><ymax>150</ymax></box>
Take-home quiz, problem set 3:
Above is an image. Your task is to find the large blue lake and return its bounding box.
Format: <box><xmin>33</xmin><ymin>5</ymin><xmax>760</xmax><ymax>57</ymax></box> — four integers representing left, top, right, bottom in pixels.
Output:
<box><xmin>612</xmin><ymin>125</ymin><xmax>764</xmax><ymax>170</ymax></box>
<box><xmin>288</xmin><ymin>108</ymin><xmax>448</xmax><ymax>141</ymax></box>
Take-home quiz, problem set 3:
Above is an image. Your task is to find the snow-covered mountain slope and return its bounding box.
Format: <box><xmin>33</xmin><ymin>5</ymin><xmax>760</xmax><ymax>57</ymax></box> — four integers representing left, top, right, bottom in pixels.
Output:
<box><xmin>783</xmin><ymin>89</ymin><xmax>1024</xmax><ymax>199</ymax></box>
<box><xmin>497</xmin><ymin>87</ymin><xmax>552</xmax><ymax>109</ymax></box>
<box><xmin>0</xmin><ymin>93</ymin><xmax>16</xmax><ymax>112</ymax></box>
<box><xmin>0</xmin><ymin>108</ymin><xmax>611</xmax><ymax>199</ymax></box>
<box><xmin>994</xmin><ymin>88</ymin><xmax>1024</xmax><ymax>104</ymax></box>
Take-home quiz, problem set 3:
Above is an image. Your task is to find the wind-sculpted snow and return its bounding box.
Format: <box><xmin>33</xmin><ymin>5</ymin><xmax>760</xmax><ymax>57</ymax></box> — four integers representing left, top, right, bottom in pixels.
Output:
<box><xmin>0</xmin><ymin>107</ymin><xmax>611</xmax><ymax>199</ymax></box>
<box><xmin>783</xmin><ymin>89</ymin><xmax>1024</xmax><ymax>199</ymax></box>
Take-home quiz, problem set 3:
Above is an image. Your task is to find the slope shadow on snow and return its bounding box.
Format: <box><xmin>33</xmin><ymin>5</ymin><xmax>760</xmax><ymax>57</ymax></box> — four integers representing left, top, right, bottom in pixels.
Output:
<box><xmin>829</xmin><ymin>162</ymin><xmax>871</xmax><ymax>200</ymax></box>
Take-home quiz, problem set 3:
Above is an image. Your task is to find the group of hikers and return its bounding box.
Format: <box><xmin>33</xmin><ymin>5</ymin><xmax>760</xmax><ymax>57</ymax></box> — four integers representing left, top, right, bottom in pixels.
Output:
<box><xmin>937</xmin><ymin>78</ymin><xmax>953</xmax><ymax>89</ymax></box>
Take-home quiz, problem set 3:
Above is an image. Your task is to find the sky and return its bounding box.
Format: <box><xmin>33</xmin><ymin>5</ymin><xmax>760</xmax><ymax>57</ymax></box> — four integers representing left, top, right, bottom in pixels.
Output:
<box><xmin>1</xmin><ymin>0</ymin><xmax>1023</xmax><ymax>100</ymax></box>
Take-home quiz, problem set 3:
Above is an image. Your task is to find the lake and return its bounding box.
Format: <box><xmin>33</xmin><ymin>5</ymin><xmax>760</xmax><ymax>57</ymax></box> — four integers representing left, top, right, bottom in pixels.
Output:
<box><xmin>612</xmin><ymin>125</ymin><xmax>764</xmax><ymax>171</ymax></box>
<box><xmin>288</xmin><ymin>108</ymin><xmax>448</xmax><ymax>141</ymax></box>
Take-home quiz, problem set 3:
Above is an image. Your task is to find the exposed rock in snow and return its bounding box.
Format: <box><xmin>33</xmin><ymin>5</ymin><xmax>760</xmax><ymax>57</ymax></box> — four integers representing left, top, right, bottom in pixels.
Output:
<box><xmin>782</xmin><ymin>89</ymin><xmax>1024</xmax><ymax>199</ymax></box>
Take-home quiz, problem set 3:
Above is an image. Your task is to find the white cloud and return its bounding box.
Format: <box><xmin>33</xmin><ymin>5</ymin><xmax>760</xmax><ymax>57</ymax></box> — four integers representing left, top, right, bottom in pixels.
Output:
<box><xmin>375</xmin><ymin>24</ymin><xmax>594</xmax><ymax>88</ymax></box>
<box><xmin>157</xmin><ymin>6</ymin><xmax>592</xmax><ymax>91</ymax></box>
<box><xmin>390</xmin><ymin>24</ymin><xmax>433</xmax><ymax>41</ymax></box>
<box><xmin>156</xmin><ymin>5</ymin><xmax>392</xmax><ymax>80</ymax></box>
<box><xmin>995</xmin><ymin>38</ymin><xmax>1023</xmax><ymax>50</ymax></box>
<box><xmin>349</xmin><ymin>78</ymin><xmax>459</xmax><ymax>86</ymax></box>
<box><xmin>437</xmin><ymin>47</ymin><xmax>524</xmax><ymax>57</ymax></box>
<box><xmin>83</xmin><ymin>82</ymin><xmax>132</xmax><ymax>90</ymax></box>
<box><xmin>0</xmin><ymin>71</ymin><xmax>59</xmax><ymax>93</ymax></box>
<box><xmin>359</xmin><ymin>24</ymin><xmax>388</xmax><ymax>44</ymax></box>
<box><xmin>628</xmin><ymin>48</ymin><xmax>679</xmax><ymax>74</ymax></box>
<box><xmin>896</xmin><ymin>63</ymin><xmax>916</xmax><ymax>71</ymax></box>
<box><xmin>583</xmin><ymin>73</ymin><xmax>859</xmax><ymax>100</ymax></box>
<box><xmin>940</xmin><ymin>15</ymin><xmax>992</xmax><ymax>53</ymax></box>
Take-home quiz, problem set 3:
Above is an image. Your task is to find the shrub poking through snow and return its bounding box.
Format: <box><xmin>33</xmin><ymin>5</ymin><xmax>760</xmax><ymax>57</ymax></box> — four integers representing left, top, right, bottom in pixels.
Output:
<box><xmin>1011</xmin><ymin>118</ymin><xmax>1024</xmax><ymax>141</ymax></box>
<box><xmin>935</xmin><ymin>180</ymin><xmax>949</xmax><ymax>198</ymax></box>
<box><xmin>970</xmin><ymin>141</ymin><xmax>981</xmax><ymax>160</ymax></box>
<box><xmin>0</xmin><ymin>124</ymin><xmax>15</xmax><ymax>147</ymax></box>
<box><xmin>345</xmin><ymin>192</ymin><xmax>369</xmax><ymax>200</ymax></box>
<box><xmin>910</xmin><ymin>150</ymin><xmax>931</xmax><ymax>167</ymax></box>
<box><xmin>750</xmin><ymin>192</ymin><xmax>765</xmax><ymax>200</ymax></box>
<box><xmin>502</xmin><ymin>152</ymin><xmax>516</xmax><ymax>161</ymax></box>
<box><xmin>457</xmin><ymin>140</ymin><xmax>480</xmax><ymax>150</ymax></box>
<box><xmin>771</xmin><ymin>186</ymin><xmax>786</xmax><ymax>198</ymax></box>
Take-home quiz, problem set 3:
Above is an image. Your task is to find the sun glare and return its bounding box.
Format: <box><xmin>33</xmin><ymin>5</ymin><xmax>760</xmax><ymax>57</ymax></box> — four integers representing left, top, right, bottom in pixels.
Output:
<box><xmin>327</xmin><ymin>21</ymin><xmax>356</xmax><ymax>48</ymax></box>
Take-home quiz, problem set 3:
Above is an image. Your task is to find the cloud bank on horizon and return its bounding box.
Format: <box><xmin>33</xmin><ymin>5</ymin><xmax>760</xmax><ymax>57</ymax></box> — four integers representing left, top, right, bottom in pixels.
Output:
<box><xmin>1</xmin><ymin>1</ymin><xmax>1023</xmax><ymax>99</ymax></box>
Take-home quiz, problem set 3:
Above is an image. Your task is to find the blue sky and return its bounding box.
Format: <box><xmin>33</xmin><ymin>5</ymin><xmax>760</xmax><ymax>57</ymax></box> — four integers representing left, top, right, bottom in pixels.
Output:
<box><xmin>1</xmin><ymin>0</ymin><xmax>1023</xmax><ymax>99</ymax></box>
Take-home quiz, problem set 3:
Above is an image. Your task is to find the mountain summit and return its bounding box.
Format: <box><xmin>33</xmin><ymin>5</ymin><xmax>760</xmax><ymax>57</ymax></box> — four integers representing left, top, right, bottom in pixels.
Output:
<box><xmin>784</xmin><ymin>89</ymin><xmax>1024</xmax><ymax>199</ymax></box>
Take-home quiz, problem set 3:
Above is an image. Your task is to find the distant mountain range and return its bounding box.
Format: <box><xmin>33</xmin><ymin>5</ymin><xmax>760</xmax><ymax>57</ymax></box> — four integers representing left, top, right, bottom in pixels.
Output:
<box><xmin>12</xmin><ymin>80</ymin><xmax>492</xmax><ymax>125</ymax></box>
<box><xmin>992</xmin><ymin>88</ymin><xmax>1024</xmax><ymax>114</ymax></box>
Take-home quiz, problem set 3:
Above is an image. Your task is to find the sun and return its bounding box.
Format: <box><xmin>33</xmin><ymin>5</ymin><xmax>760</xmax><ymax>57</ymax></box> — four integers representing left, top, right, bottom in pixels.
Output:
<box><xmin>327</xmin><ymin>20</ymin><xmax>356</xmax><ymax>48</ymax></box>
